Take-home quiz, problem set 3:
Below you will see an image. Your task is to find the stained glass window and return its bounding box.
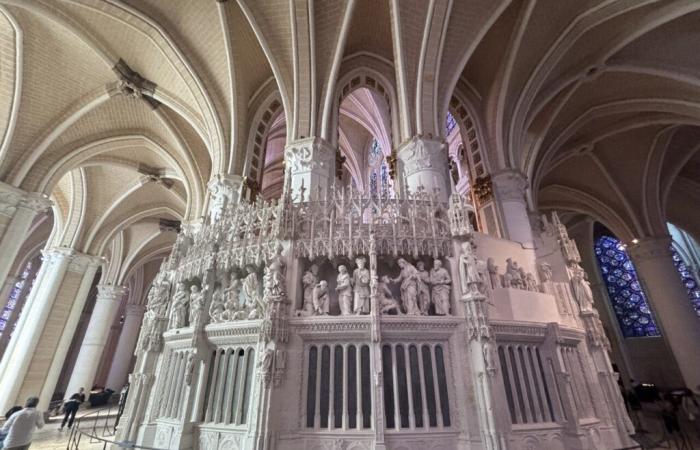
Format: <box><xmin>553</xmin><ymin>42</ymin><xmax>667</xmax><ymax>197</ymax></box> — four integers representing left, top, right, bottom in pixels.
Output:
<box><xmin>445</xmin><ymin>111</ymin><xmax>457</xmax><ymax>136</ymax></box>
<box><xmin>671</xmin><ymin>249</ymin><xmax>700</xmax><ymax>317</ymax></box>
<box><xmin>594</xmin><ymin>235</ymin><xmax>660</xmax><ymax>338</ymax></box>
<box><xmin>367</xmin><ymin>139</ymin><xmax>392</xmax><ymax>197</ymax></box>
<box><xmin>0</xmin><ymin>261</ymin><xmax>33</xmax><ymax>335</ymax></box>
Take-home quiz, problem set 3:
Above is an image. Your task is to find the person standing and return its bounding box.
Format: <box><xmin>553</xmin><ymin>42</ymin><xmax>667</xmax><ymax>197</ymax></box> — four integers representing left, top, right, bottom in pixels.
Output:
<box><xmin>59</xmin><ymin>387</ymin><xmax>85</xmax><ymax>431</ymax></box>
<box><xmin>0</xmin><ymin>397</ymin><xmax>44</xmax><ymax>450</ymax></box>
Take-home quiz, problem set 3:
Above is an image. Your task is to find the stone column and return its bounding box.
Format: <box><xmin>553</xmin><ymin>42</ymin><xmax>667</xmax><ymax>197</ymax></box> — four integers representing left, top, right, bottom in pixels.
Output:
<box><xmin>284</xmin><ymin>137</ymin><xmax>334</xmax><ymax>202</ymax></box>
<box><xmin>106</xmin><ymin>304</ymin><xmax>145</xmax><ymax>391</ymax></box>
<box><xmin>628</xmin><ymin>236</ymin><xmax>700</xmax><ymax>389</ymax></box>
<box><xmin>0</xmin><ymin>248</ymin><xmax>101</xmax><ymax>411</ymax></box>
<box><xmin>66</xmin><ymin>284</ymin><xmax>127</xmax><ymax>396</ymax></box>
<box><xmin>0</xmin><ymin>183</ymin><xmax>51</xmax><ymax>290</ymax></box>
<box><xmin>397</xmin><ymin>136</ymin><xmax>449</xmax><ymax>201</ymax></box>
<box><xmin>491</xmin><ymin>170</ymin><xmax>534</xmax><ymax>247</ymax></box>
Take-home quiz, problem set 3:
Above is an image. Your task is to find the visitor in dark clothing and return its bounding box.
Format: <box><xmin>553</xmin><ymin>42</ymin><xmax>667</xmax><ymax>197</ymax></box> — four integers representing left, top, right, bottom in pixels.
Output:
<box><xmin>59</xmin><ymin>387</ymin><xmax>85</xmax><ymax>430</ymax></box>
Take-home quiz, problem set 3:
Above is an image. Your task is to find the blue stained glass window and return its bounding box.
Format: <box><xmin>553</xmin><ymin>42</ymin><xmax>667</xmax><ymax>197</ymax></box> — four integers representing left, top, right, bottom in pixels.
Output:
<box><xmin>671</xmin><ymin>249</ymin><xmax>700</xmax><ymax>317</ymax></box>
<box><xmin>445</xmin><ymin>111</ymin><xmax>457</xmax><ymax>136</ymax></box>
<box><xmin>369</xmin><ymin>139</ymin><xmax>382</xmax><ymax>166</ymax></box>
<box><xmin>0</xmin><ymin>261</ymin><xmax>32</xmax><ymax>335</ymax></box>
<box><xmin>594</xmin><ymin>235</ymin><xmax>660</xmax><ymax>338</ymax></box>
<box><xmin>370</xmin><ymin>172</ymin><xmax>378</xmax><ymax>196</ymax></box>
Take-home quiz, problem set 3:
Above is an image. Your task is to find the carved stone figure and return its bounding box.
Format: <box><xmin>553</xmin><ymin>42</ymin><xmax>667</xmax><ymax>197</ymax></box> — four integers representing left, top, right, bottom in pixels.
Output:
<box><xmin>378</xmin><ymin>275</ymin><xmax>402</xmax><ymax>315</ymax></box>
<box><xmin>487</xmin><ymin>257</ymin><xmax>500</xmax><ymax>289</ymax></box>
<box><xmin>430</xmin><ymin>259</ymin><xmax>452</xmax><ymax>315</ymax></box>
<box><xmin>336</xmin><ymin>265</ymin><xmax>353</xmax><ymax>316</ymax></box>
<box><xmin>503</xmin><ymin>258</ymin><xmax>524</xmax><ymax>289</ymax></box>
<box><xmin>570</xmin><ymin>263</ymin><xmax>595</xmax><ymax>312</ymax></box>
<box><xmin>312</xmin><ymin>280</ymin><xmax>329</xmax><ymax>315</ymax></box>
<box><xmin>302</xmin><ymin>264</ymin><xmax>319</xmax><ymax>314</ymax></box>
<box><xmin>263</xmin><ymin>259</ymin><xmax>286</xmax><ymax>301</ymax></box>
<box><xmin>458</xmin><ymin>241</ymin><xmax>481</xmax><ymax>295</ymax></box>
<box><xmin>352</xmin><ymin>257</ymin><xmax>371</xmax><ymax>314</ymax></box>
<box><xmin>168</xmin><ymin>282</ymin><xmax>189</xmax><ymax>329</ymax></box>
<box><xmin>392</xmin><ymin>258</ymin><xmax>420</xmax><ymax>315</ymax></box>
<box><xmin>242</xmin><ymin>266</ymin><xmax>262</xmax><ymax>319</ymax></box>
<box><xmin>209</xmin><ymin>285</ymin><xmax>225</xmax><ymax>322</ymax></box>
<box><xmin>188</xmin><ymin>284</ymin><xmax>205</xmax><ymax>326</ymax></box>
<box><xmin>539</xmin><ymin>262</ymin><xmax>553</xmax><ymax>282</ymax></box>
<box><xmin>525</xmin><ymin>273</ymin><xmax>538</xmax><ymax>292</ymax></box>
<box><xmin>416</xmin><ymin>261</ymin><xmax>431</xmax><ymax>315</ymax></box>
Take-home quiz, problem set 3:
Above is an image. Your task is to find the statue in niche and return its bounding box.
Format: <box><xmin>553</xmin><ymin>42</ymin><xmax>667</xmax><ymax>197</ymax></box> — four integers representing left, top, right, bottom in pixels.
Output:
<box><xmin>302</xmin><ymin>264</ymin><xmax>319</xmax><ymax>315</ymax></box>
<box><xmin>487</xmin><ymin>257</ymin><xmax>500</xmax><ymax>289</ymax></box>
<box><xmin>168</xmin><ymin>282</ymin><xmax>190</xmax><ymax>329</ymax></box>
<box><xmin>263</xmin><ymin>259</ymin><xmax>286</xmax><ymax>301</ymax></box>
<box><xmin>242</xmin><ymin>265</ymin><xmax>262</xmax><ymax>319</ymax></box>
<box><xmin>430</xmin><ymin>259</ymin><xmax>452</xmax><ymax>315</ymax></box>
<box><xmin>312</xmin><ymin>280</ymin><xmax>329</xmax><ymax>315</ymax></box>
<box><xmin>416</xmin><ymin>261</ymin><xmax>431</xmax><ymax>315</ymax></box>
<box><xmin>336</xmin><ymin>265</ymin><xmax>353</xmax><ymax>316</ymax></box>
<box><xmin>525</xmin><ymin>273</ymin><xmax>539</xmax><ymax>292</ymax></box>
<box><xmin>378</xmin><ymin>275</ymin><xmax>403</xmax><ymax>315</ymax></box>
<box><xmin>353</xmin><ymin>257</ymin><xmax>371</xmax><ymax>314</ymax></box>
<box><xmin>483</xmin><ymin>341</ymin><xmax>497</xmax><ymax>376</ymax></box>
<box><xmin>458</xmin><ymin>241</ymin><xmax>481</xmax><ymax>295</ymax></box>
<box><xmin>570</xmin><ymin>263</ymin><xmax>595</xmax><ymax>312</ymax></box>
<box><xmin>208</xmin><ymin>285</ymin><xmax>225</xmax><ymax>323</ymax></box>
<box><xmin>391</xmin><ymin>258</ymin><xmax>420</xmax><ymax>315</ymax></box>
<box><xmin>503</xmin><ymin>258</ymin><xmax>524</xmax><ymax>289</ymax></box>
<box><xmin>188</xmin><ymin>284</ymin><xmax>206</xmax><ymax>326</ymax></box>
<box><xmin>539</xmin><ymin>262</ymin><xmax>553</xmax><ymax>282</ymax></box>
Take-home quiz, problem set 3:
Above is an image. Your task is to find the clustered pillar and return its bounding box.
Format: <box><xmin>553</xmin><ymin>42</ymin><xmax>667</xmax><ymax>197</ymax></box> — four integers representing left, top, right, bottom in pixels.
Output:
<box><xmin>629</xmin><ymin>235</ymin><xmax>700</xmax><ymax>389</ymax></box>
<box><xmin>106</xmin><ymin>303</ymin><xmax>145</xmax><ymax>391</ymax></box>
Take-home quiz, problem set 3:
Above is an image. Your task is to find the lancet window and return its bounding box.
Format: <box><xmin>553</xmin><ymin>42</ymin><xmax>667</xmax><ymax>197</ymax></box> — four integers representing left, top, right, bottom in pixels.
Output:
<box><xmin>594</xmin><ymin>235</ymin><xmax>660</xmax><ymax>337</ymax></box>
<box><xmin>0</xmin><ymin>260</ymin><xmax>34</xmax><ymax>337</ymax></box>
<box><xmin>671</xmin><ymin>248</ymin><xmax>700</xmax><ymax>317</ymax></box>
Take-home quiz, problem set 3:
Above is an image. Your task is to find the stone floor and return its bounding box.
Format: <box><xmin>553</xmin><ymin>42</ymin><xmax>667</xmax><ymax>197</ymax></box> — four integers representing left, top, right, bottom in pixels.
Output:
<box><xmin>16</xmin><ymin>404</ymin><xmax>700</xmax><ymax>449</ymax></box>
<box><xmin>29</xmin><ymin>408</ymin><xmax>117</xmax><ymax>450</ymax></box>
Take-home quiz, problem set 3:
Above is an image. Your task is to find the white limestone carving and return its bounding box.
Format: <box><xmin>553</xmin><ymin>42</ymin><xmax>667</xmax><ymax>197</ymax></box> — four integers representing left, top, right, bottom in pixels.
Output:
<box><xmin>168</xmin><ymin>282</ymin><xmax>190</xmax><ymax>329</ymax></box>
<box><xmin>416</xmin><ymin>261</ymin><xmax>431</xmax><ymax>315</ymax></box>
<box><xmin>301</xmin><ymin>264</ymin><xmax>319</xmax><ymax>315</ymax></box>
<box><xmin>391</xmin><ymin>258</ymin><xmax>421</xmax><ymax>315</ymax></box>
<box><xmin>378</xmin><ymin>275</ymin><xmax>402</xmax><ymax>315</ymax></box>
<box><xmin>188</xmin><ymin>284</ymin><xmax>206</xmax><ymax>326</ymax></box>
<box><xmin>336</xmin><ymin>265</ymin><xmax>353</xmax><ymax>316</ymax></box>
<box><xmin>569</xmin><ymin>263</ymin><xmax>595</xmax><ymax>312</ymax></box>
<box><xmin>242</xmin><ymin>266</ymin><xmax>262</xmax><ymax>319</ymax></box>
<box><xmin>352</xmin><ymin>257</ymin><xmax>371</xmax><ymax>314</ymax></box>
<box><xmin>312</xmin><ymin>280</ymin><xmax>329</xmax><ymax>315</ymax></box>
<box><xmin>458</xmin><ymin>241</ymin><xmax>482</xmax><ymax>295</ymax></box>
<box><xmin>429</xmin><ymin>259</ymin><xmax>451</xmax><ymax>315</ymax></box>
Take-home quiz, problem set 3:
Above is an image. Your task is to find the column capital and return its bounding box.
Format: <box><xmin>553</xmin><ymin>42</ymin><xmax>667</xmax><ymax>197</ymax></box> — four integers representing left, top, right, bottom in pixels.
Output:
<box><xmin>40</xmin><ymin>247</ymin><xmax>103</xmax><ymax>271</ymax></box>
<box><xmin>284</xmin><ymin>137</ymin><xmax>334</xmax><ymax>173</ymax></box>
<box><xmin>0</xmin><ymin>183</ymin><xmax>52</xmax><ymax>217</ymax></box>
<box><xmin>396</xmin><ymin>136</ymin><xmax>447</xmax><ymax>177</ymax></box>
<box><xmin>627</xmin><ymin>235</ymin><xmax>673</xmax><ymax>262</ymax></box>
<box><xmin>96</xmin><ymin>284</ymin><xmax>128</xmax><ymax>301</ymax></box>
<box><xmin>491</xmin><ymin>169</ymin><xmax>529</xmax><ymax>203</ymax></box>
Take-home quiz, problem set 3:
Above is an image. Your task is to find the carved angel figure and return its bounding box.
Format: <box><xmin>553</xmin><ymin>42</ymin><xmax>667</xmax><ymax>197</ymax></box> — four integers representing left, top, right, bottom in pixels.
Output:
<box><xmin>352</xmin><ymin>257</ymin><xmax>371</xmax><ymax>314</ymax></box>
<box><xmin>570</xmin><ymin>263</ymin><xmax>595</xmax><ymax>312</ymax></box>
<box><xmin>458</xmin><ymin>241</ymin><xmax>481</xmax><ymax>295</ymax></box>
<box><xmin>312</xmin><ymin>280</ymin><xmax>329</xmax><ymax>315</ymax></box>
<box><xmin>188</xmin><ymin>284</ymin><xmax>206</xmax><ymax>326</ymax></box>
<box><xmin>430</xmin><ymin>259</ymin><xmax>452</xmax><ymax>315</ymax></box>
<box><xmin>392</xmin><ymin>258</ymin><xmax>420</xmax><ymax>315</ymax></box>
<box><xmin>168</xmin><ymin>282</ymin><xmax>189</xmax><ymax>329</ymax></box>
<box><xmin>302</xmin><ymin>264</ymin><xmax>319</xmax><ymax>314</ymax></box>
<box><xmin>336</xmin><ymin>265</ymin><xmax>353</xmax><ymax>316</ymax></box>
<box><xmin>416</xmin><ymin>261</ymin><xmax>431</xmax><ymax>315</ymax></box>
<box><xmin>378</xmin><ymin>275</ymin><xmax>402</xmax><ymax>315</ymax></box>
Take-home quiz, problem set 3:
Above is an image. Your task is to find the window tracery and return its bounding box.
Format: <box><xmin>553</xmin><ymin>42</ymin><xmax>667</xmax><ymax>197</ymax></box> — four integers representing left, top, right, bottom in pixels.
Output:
<box><xmin>0</xmin><ymin>261</ymin><xmax>34</xmax><ymax>336</ymax></box>
<box><xmin>594</xmin><ymin>235</ymin><xmax>660</xmax><ymax>337</ymax></box>
<box><xmin>671</xmin><ymin>248</ymin><xmax>700</xmax><ymax>317</ymax></box>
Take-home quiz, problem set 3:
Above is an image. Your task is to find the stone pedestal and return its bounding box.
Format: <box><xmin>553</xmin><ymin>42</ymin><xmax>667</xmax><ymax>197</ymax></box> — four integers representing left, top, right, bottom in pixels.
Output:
<box><xmin>629</xmin><ymin>236</ymin><xmax>700</xmax><ymax>389</ymax></box>
<box><xmin>66</xmin><ymin>284</ymin><xmax>127</xmax><ymax>396</ymax></box>
<box><xmin>491</xmin><ymin>170</ymin><xmax>533</xmax><ymax>247</ymax></box>
<box><xmin>397</xmin><ymin>137</ymin><xmax>449</xmax><ymax>201</ymax></box>
<box><xmin>284</xmin><ymin>137</ymin><xmax>335</xmax><ymax>202</ymax></box>
<box><xmin>0</xmin><ymin>248</ymin><xmax>101</xmax><ymax>411</ymax></box>
<box><xmin>106</xmin><ymin>304</ymin><xmax>145</xmax><ymax>391</ymax></box>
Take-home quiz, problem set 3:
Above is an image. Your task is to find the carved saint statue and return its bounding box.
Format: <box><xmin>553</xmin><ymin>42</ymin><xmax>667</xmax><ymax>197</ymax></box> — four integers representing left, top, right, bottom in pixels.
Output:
<box><xmin>378</xmin><ymin>275</ymin><xmax>402</xmax><ymax>314</ymax></box>
<box><xmin>209</xmin><ymin>285</ymin><xmax>225</xmax><ymax>323</ymax></box>
<box><xmin>416</xmin><ymin>261</ymin><xmax>431</xmax><ymax>315</ymax></box>
<box><xmin>570</xmin><ymin>263</ymin><xmax>595</xmax><ymax>312</ymax></box>
<box><xmin>525</xmin><ymin>273</ymin><xmax>539</xmax><ymax>292</ymax></box>
<box><xmin>312</xmin><ymin>280</ymin><xmax>329</xmax><ymax>315</ymax></box>
<box><xmin>392</xmin><ymin>258</ymin><xmax>420</xmax><ymax>315</ymax></box>
<box><xmin>242</xmin><ymin>265</ymin><xmax>262</xmax><ymax>319</ymax></box>
<box><xmin>539</xmin><ymin>262</ymin><xmax>553</xmax><ymax>282</ymax></box>
<box><xmin>503</xmin><ymin>258</ymin><xmax>524</xmax><ymax>289</ymax></box>
<box><xmin>430</xmin><ymin>259</ymin><xmax>452</xmax><ymax>315</ymax></box>
<box><xmin>352</xmin><ymin>257</ymin><xmax>371</xmax><ymax>314</ymax></box>
<box><xmin>302</xmin><ymin>264</ymin><xmax>319</xmax><ymax>315</ymax></box>
<box><xmin>487</xmin><ymin>257</ymin><xmax>500</xmax><ymax>289</ymax></box>
<box><xmin>188</xmin><ymin>284</ymin><xmax>206</xmax><ymax>326</ymax></box>
<box><xmin>336</xmin><ymin>265</ymin><xmax>353</xmax><ymax>316</ymax></box>
<box><xmin>458</xmin><ymin>241</ymin><xmax>481</xmax><ymax>295</ymax></box>
<box><xmin>168</xmin><ymin>282</ymin><xmax>190</xmax><ymax>329</ymax></box>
